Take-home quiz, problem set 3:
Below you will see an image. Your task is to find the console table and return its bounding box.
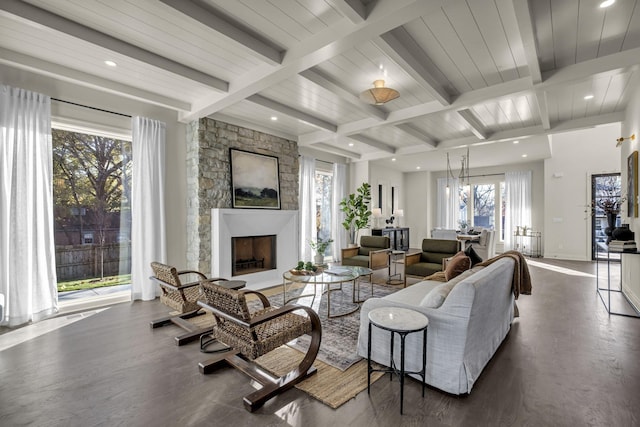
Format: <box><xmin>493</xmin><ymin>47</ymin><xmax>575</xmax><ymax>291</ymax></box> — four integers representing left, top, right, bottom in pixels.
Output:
<box><xmin>372</xmin><ymin>227</ymin><xmax>409</xmax><ymax>251</ymax></box>
<box><xmin>596</xmin><ymin>248</ymin><xmax>640</xmax><ymax>318</ymax></box>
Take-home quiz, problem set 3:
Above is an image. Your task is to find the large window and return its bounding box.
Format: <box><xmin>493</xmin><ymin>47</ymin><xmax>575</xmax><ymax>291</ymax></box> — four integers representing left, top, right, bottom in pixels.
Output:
<box><xmin>315</xmin><ymin>166</ymin><xmax>333</xmax><ymax>259</ymax></box>
<box><xmin>52</xmin><ymin>128</ymin><xmax>132</xmax><ymax>294</ymax></box>
<box><xmin>459</xmin><ymin>178</ymin><xmax>505</xmax><ymax>239</ymax></box>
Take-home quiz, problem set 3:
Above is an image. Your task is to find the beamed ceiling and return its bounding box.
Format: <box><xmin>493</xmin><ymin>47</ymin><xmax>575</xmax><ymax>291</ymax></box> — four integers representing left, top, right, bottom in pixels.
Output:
<box><xmin>1</xmin><ymin>0</ymin><xmax>638</xmax><ymax>172</ymax></box>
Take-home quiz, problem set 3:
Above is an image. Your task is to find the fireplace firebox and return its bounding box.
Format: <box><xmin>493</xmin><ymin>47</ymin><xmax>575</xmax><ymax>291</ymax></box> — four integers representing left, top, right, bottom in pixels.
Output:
<box><xmin>232</xmin><ymin>235</ymin><xmax>276</xmax><ymax>276</ymax></box>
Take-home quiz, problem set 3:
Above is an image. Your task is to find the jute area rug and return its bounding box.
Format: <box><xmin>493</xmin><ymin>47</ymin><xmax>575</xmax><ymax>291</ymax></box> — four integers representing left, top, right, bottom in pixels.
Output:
<box><xmin>187</xmin><ymin>273</ymin><xmax>401</xmax><ymax>408</ymax></box>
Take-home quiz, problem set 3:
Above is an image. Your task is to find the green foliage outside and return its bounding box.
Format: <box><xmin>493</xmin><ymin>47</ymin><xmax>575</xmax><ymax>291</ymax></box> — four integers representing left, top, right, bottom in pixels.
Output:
<box><xmin>58</xmin><ymin>274</ymin><xmax>131</xmax><ymax>292</ymax></box>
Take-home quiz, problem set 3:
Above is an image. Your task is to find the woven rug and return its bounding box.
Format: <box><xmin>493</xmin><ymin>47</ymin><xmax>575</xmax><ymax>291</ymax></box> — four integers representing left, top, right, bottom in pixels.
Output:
<box><xmin>261</xmin><ymin>279</ymin><xmax>397</xmax><ymax>371</ymax></box>
<box><xmin>254</xmin><ymin>345</ymin><xmax>385</xmax><ymax>409</ymax></box>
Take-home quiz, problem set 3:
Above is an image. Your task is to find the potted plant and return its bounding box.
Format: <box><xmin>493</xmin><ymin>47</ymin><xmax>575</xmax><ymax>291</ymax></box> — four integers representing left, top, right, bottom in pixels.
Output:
<box><xmin>309</xmin><ymin>238</ymin><xmax>333</xmax><ymax>265</ymax></box>
<box><xmin>340</xmin><ymin>182</ymin><xmax>372</xmax><ymax>245</ymax></box>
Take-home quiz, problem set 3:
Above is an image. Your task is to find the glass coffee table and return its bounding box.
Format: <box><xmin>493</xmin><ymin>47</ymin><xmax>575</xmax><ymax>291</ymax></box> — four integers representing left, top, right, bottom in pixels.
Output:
<box><xmin>282</xmin><ymin>265</ymin><xmax>373</xmax><ymax>318</ymax></box>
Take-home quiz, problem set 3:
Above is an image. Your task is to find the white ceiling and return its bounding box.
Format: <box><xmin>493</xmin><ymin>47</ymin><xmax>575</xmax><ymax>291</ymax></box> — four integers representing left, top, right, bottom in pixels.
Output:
<box><xmin>1</xmin><ymin>0</ymin><xmax>638</xmax><ymax>172</ymax></box>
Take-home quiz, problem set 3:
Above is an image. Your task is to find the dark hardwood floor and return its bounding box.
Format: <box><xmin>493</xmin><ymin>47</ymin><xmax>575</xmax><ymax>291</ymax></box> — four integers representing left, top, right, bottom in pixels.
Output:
<box><xmin>1</xmin><ymin>258</ymin><xmax>639</xmax><ymax>426</ymax></box>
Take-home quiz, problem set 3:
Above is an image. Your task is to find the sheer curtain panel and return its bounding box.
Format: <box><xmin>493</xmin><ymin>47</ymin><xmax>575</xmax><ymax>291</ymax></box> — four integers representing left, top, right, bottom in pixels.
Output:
<box><xmin>504</xmin><ymin>171</ymin><xmax>532</xmax><ymax>251</ymax></box>
<box><xmin>131</xmin><ymin>117</ymin><xmax>166</xmax><ymax>301</ymax></box>
<box><xmin>436</xmin><ymin>177</ymin><xmax>460</xmax><ymax>229</ymax></box>
<box><xmin>331</xmin><ymin>163</ymin><xmax>347</xmax><ymax>260</ymax></box>
<box><xmin>0</xmin><ymin>85</ymin><xmax>58</xmax><ymax>326</ymax></box>
<box><xmin>299</xmin><ymin>156</ymin><xmax>315</xmax><ymax>262</ymax></box>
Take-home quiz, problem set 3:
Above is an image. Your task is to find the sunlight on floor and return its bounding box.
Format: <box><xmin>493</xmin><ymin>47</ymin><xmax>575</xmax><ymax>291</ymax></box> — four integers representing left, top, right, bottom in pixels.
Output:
<box><xmin>527</xmin><ymin>259</ymin><xmax>595</xmax><ymax>278</ymax></box>
<box><xmin>0</xmin><ymin>308</ymin><xmax>109</xmax><ymax>352</ymax></box>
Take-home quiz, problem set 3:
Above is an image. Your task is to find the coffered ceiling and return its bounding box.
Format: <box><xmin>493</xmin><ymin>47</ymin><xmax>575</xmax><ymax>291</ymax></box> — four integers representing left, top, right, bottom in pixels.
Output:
<box><xmin>1</xmin><ymin>0</ymin><xmax>638</xmax><ymax>172</ymax></box>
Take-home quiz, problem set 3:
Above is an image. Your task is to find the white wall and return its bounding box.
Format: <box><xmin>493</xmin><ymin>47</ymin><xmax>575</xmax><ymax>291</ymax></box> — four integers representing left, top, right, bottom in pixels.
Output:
<box><xmin>1</xmin><ymin>65</ymin><xmax>188</xmax><ymax>268</ymax></box>
<box><xmin>370</xmin><ymin>164</ymin><xmax>403</xmax><ymax>223</ymax></box>
<box><xmin>404</xmin><ymin>171</ymin><xmax>432</xmax><ymax>245</ymax></box>
<box><xmin>420</xmin><ymin>161</ymin><xmax>545</xmax><ymax>253</ymax></box>
<box><xmin>621</xmin><ymin>83</ymin><xmax>640</xmax><ymax>308</ymax></box>
<box><xmin>543</xmin><ymin>124</ymin><xmax>620</xmax><ymax>261</ymax></box>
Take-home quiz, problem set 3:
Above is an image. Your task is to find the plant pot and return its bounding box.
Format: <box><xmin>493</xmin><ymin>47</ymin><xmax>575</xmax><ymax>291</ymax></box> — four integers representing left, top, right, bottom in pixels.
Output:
<box><xmin>612</xmin><ymin>224</ymin><xmax>635</xmax><ymax>241</ymax></box>
<box><xmin>314</xmin><ymin>254</ymin><xmax>324</xmax><ymax>265</ymax></box>
<box><xmin>605</xmin><ymin>212</ymin><xmax>617</xmax><ymax>243</ymax></box>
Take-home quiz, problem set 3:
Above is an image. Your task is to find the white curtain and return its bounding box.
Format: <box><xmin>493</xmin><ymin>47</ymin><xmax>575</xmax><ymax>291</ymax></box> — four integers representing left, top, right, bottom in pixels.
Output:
<box><xmin>131</xmin><ymin>117</ymin><xmax>166</xmax><ymax>301</ymax></box>
<box><xmin>504</xmin><ymin>171</ymin><xmax>532</xmax><ymax>251</ymax></box>
<box><xmin>0</xmin><ymin>85</ymin><xmax>58</xmax><ymax>326</ymax></box>
<box><xmin>299</xmin><ymin>156</ymin><xmax>315</xmax><ymax>262</ymax></box>
<box><xmin>436</xmin><ymin>177</ymin><xmax>460</xmax><ymax>229</ymax></box>
<box><xmin>331</xmin><ymin>163</ymin><xmax>347</xmax><ymax>260</ymax></box>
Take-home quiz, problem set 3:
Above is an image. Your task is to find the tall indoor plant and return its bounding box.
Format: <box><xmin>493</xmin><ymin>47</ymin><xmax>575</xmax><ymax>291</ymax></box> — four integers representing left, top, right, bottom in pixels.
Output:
<box><xmin>340</xmin><ymin>182</ymin><xmax>372</xmax><ymax>245</ymax></box>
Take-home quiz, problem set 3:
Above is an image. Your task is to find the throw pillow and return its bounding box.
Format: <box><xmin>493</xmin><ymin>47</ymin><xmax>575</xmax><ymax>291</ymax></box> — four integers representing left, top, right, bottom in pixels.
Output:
<box><xmin>464</xmin><ymin>245</ymin><xmax>483</xmax><ymax>266</ymax></box>
<box><xmin>420</xmin><ymin>281</ymin><xmax>456</xmax><ymax>308</ymax></box>
<box><xmin>444</xmin><ymin>253</ymin><xmax>471</xmax><ymax>281</ymax></box>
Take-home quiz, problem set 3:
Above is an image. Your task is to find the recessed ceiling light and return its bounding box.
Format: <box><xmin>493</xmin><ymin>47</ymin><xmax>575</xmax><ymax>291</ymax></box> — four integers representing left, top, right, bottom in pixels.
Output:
<box><xmin>416</xmin><ymin>166</ymin><xmax>421</xmax><ymax>170</ymax></box>
<box><xmin>513</xmin><ymin>140</ymin><xmax>519</xmax><ymax>144</ymax></box>
<box><xmin>104</xmin><ymin>60</ymin><xmax>117</xmax><ymax>67</ymax></box>
<box><xmin>600</xmin><ymin>0</ymin><xmax>615</xmax><ymax>8</ymax></box>
<box><xmin>348</xmin><ymin>143</ymin><xmax>354</xmax><ymax>147</ymax></box>
<box><xmin>584</xmin><ymin>94</ymin><xmax>594</xmax><ymax>100</ymax></box>
<box><xmin>270</xmin><ymin>116</ymin><xmax>278</xmax><ymax>121</ymax></box>
<box><xmin>391</xmin><ymin>158</ymin><xmax>396</xmax><ymax>162</ymax></box>
<box><xmin>522</xmin><ymin>154</ymin><xmax>528</xmax><ymax>158</ymax></box>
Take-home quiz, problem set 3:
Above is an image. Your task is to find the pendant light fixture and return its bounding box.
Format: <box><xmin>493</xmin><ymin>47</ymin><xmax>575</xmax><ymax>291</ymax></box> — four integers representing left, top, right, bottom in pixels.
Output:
<box><xmin>359</xmin><ymin>79</ymin><xmax>400</xmax><ymax>105</ymax></box>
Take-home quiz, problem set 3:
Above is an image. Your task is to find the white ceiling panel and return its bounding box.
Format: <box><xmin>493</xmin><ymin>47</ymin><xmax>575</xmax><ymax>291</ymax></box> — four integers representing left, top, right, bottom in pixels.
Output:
<box><xmin>0</xmin><ymin>0</ymin><xmax>637</xmax><ymax>171</ymax></box>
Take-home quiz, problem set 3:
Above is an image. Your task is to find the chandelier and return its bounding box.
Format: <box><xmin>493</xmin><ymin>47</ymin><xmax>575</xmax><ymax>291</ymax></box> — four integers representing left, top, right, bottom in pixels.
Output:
<box><xmin>359</xmin><ymin>80</ymin><xmax>400</xmax><ymax>105</ymax></box>
<box><xmin>446</xmin><ymin>147</ymin><xmax>470</xmax><ymax>192</ymax></box>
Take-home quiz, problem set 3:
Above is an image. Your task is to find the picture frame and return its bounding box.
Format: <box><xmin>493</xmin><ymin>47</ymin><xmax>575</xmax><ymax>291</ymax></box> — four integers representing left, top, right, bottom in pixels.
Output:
<box><xmin>230</xmin><ymin>148</ymin><xmax>281</xmax><ymax>209</ymax></box>
<box><xmin>628</xmin><ymin>150</ymin><xmax>638</xmax><ymax>218</ymax></box>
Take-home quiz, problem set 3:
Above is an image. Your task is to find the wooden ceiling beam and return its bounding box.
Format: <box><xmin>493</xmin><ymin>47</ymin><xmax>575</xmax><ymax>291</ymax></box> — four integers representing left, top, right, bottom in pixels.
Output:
<box><xmin>158</xmin><ymin>0</ymin><xmax>283</xmax><ymax>66</ymax></box>
<box><xmin>0</xmin><ymin>0</ymin><xmax>228</xmax><ymax>92</ymax></box>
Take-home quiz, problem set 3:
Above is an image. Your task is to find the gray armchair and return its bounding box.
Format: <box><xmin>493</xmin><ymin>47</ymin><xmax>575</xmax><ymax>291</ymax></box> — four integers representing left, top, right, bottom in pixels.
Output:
<box><xmin>341</xmin><ymin>235</ymin><xmax>390</xmax><ymax>271</ymax></box>
<box><xmin>470</xmin><ymin>230</ymin><xmax>496</xmax><ymax>260</ymax></box>
<box><xmin>404</xmin><ymin>238</ymin><xmax>462</xmax><ymax>282</ymax></box>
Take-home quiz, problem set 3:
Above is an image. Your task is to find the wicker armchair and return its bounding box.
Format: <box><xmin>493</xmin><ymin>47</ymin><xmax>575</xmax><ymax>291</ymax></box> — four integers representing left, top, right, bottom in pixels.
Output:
<box><xmin>198</xmin><ymin>281</ymin><xmax>322</xmax><ymax>412</ymax></box>
<box><xmin>149</xmin><ymin>261</ymin><xmax>231</xmax><ymax>346</ymax></box>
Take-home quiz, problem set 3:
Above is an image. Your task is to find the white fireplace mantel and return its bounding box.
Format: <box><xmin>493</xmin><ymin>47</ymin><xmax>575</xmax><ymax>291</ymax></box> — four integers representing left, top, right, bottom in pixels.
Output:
<box><xmin>211</xmin><ymin>208</ymin><xmax>299</xmax><ymax>289</ymax></box>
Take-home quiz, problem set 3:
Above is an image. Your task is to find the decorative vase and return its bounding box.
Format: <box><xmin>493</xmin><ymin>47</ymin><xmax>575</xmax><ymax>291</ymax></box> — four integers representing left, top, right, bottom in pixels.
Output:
<box><xmin>612</xmin><ymin>224</ymin><xmax>635</xmax><ymax>241</ymax></box>
<box><xmin>604</xmin><ymin>212</ymin><xmax>617</xmax><ymax>244</ymax></box>
<box><xmin>314</xmin><ymin>253</ymin><xmax>324</xmax><ymax>265</ymax></box>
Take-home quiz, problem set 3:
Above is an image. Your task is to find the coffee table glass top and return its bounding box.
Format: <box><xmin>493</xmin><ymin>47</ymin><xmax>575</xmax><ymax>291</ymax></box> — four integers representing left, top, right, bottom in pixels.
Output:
<box><xmin>283</xmin><ymin>265</ymin><xmax>372</xmax><ymax>284</ymax></box>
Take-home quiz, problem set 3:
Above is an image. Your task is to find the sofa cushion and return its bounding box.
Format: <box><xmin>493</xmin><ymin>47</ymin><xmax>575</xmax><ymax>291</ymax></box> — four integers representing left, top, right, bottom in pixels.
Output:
<box><xmin>419</xmin><ymin>266</ymin><xmax>483</xmax><ymax>308</ymax></box>
<box><xmin>341</xmin><ymin>255</ymin><xmax>370</xmax><ymax>268</ymax></box>
<box><xmin>444</xmin><ymin>252</ymin><xmax>471</xmax><ymax>281</ymax></box>
<box><xmin>464</xmin><ymin>245</ymin><xmax>483</xmax><ymax>266</ymax></box>
<box><xmin>405</xmin><ymin>262</ymin><xmax>442</xmax><ymax>277</ymax></box>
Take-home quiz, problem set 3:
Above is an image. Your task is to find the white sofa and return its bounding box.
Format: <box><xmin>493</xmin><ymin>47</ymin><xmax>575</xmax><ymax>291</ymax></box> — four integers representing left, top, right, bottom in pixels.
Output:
<box><xmin>356</xmin><ymin>257</ymin><xmax>515</xmax><ymax>395</ymax></box>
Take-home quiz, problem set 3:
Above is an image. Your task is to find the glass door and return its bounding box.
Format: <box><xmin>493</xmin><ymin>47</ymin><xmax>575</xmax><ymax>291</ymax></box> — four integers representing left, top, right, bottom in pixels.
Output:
<box><xmin>591</xmin><ymin>173</ymin><xmax>622</xmax><ymax>261</ymax></box>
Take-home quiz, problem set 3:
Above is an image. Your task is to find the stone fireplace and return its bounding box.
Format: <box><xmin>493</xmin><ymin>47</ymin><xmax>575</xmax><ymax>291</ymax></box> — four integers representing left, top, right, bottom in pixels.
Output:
<box><xmin>211</xmin><ymin>209</ymin><xmax>298</xmax><ymax>289</ymax></box>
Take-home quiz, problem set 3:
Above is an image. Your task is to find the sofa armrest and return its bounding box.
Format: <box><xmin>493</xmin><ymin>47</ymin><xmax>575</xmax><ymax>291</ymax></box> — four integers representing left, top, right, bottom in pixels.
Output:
<box><xmin>369</xmin><ymin>248</ymin><xmax>390</xmax><ymax>270</ymax></box>
<box><xmin>341</xmin><ymin>246</ymin><xmax>359</xmax><ymax>259</ymax></box>
<box><xmin>405</xmin><ymin>252</ymin><xmax>421</xmax><ymax>266</ymax></box>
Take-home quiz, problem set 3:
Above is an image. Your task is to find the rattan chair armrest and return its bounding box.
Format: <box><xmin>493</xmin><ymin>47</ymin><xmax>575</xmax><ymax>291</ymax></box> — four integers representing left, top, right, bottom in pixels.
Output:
<box><xmin>404</xmin><ymin>252</ymin><xmax>421</xmax><ymax>266</ymax></box>
<box><xmin>369</xmin><ymin>249</ymin><xmax>390</xmax><ymax>269</ymax></box>
<box><xmin>176</xmin><ymin>270</ymin><xmax>208</xmax><ymax>280</ymax></box>
<box><xmin>240</xmin><ymin>290</ymin><xmax>271</xmax><ymax>309</ymax></box>
<box><xmin>197</xmin><ymin>300</ymin><xmax>251</xmax><ymax>327</ymax></box>
<box><xmin>249</xmin><ymin>304</ymin><xmax>321</xmax><ymax>329</ymax></box>
<box><xmin>341</xmin><ymin>246</ymin><xmax>360</xmax><ymax>259</ymax></box>
<box><xmin>149</xmin><ymin>276</ymin><xmax>181</xmax><ymax>291</ymax></box>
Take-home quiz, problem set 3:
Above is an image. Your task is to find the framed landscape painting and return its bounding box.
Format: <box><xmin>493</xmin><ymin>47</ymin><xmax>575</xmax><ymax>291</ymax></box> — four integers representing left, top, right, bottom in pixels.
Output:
<box><xmin>628</xmin><ymin>150</ymin><xmax>638</xmax><ymax>218</ymax></box>
<box><xmin>230</xmin><ymin>148</ymin><xmax>281</xmax><ymax>209</ymax></box>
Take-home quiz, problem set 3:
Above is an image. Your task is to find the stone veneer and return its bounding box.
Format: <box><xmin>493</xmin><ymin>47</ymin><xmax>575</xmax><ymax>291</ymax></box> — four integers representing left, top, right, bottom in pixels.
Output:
<box><xmin>186</xmin><ymin>118</ymin><xmax>299</xmax><ymax>273</ymax></box>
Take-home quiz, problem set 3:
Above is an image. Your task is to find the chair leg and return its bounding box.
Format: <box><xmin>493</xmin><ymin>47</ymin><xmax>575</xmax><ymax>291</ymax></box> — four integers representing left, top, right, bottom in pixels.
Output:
<box><xmin>198</xmin><ymin>350</ymin><xmax>237</xmax><ymax>374</ymax></box>
<box><xmin>243</xmin><ymin>366</ymin><xmax>318</xmax><ymax>412</ymax></box>
<box><xmin>149</xmin><ymin>308</ymin><xmax>204</xmax><ymax>329</ymax></box>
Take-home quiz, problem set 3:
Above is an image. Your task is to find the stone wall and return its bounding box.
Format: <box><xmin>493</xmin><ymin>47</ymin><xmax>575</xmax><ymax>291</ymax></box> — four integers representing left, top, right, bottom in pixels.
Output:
<box><xmin>186</xmin><ymin>118</ymin><xmax>299</xmax><ymax>273</ymax></box>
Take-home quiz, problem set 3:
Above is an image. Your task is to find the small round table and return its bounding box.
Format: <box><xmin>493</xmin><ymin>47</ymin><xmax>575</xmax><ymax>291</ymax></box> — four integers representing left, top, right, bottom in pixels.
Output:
<box><xmin>367</xmin><ymin>307</ymin><xmax>429</xmax><ymax>414</ymax></box>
